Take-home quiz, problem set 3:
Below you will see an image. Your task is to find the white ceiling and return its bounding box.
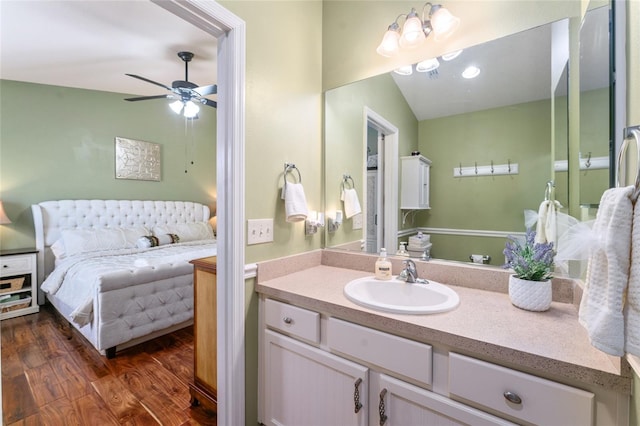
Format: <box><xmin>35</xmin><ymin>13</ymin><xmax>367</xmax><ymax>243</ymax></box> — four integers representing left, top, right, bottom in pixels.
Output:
<box><xmin>0</xmin><ymin>2</ymin><xmax>607</xmax><ymax>120</ymax></box>
<box><xmin>391</xmin><ymin>5</ymin><xmax>609</xmax><ymax>121</ymax></box>
<box><xmin>0</xmin><ymin>1</ymin><xmax>218</xmax><ymax>99</ymax></box>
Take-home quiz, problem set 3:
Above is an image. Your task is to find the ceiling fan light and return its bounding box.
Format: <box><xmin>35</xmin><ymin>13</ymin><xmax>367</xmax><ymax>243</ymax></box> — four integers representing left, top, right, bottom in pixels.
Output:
<box><xmin>183</xmin><ymin>100</ymin><xmax>200</xmax><ymax>118</ymax></box>
<box><xmin>399</xmin><ymin>9</ymin><xmax>426</xmax><ymax>49</ymax></box>
<box><xmin>416</xmin><ymin>58</ymin><xmax>440</xmax><ymax>72</ymax></box>
<box><xmin>377</xmin><ymin>22</ymin><xmax>401</xmax><ymax>57</ymax></box>
<box><xmin>169</xmin><ymin>100</ymin><xmax>184</xmax><ymax>114</ymax></box>
<box><xmin>430</xmin><ymin>5</ymin><xmax>460</xmax><ymax>41</ymax></box>
<box><xmin>462</xmin><ymin>65</ymin><xmax>480</xmax><ymax>79</ymax></box>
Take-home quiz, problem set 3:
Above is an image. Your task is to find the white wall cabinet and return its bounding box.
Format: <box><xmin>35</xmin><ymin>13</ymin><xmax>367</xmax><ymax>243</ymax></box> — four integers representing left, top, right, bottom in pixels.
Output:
<box><xmin>401</xmin><ymin>155</ymin><xmax>431</xmax><ymax>209</ymax></box>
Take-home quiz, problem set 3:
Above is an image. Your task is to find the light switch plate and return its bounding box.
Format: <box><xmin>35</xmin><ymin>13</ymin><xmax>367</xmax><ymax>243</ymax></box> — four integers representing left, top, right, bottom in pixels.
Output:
<box><xmin>352</xmin><ymin>213</ymin><xmax>363</xmax><ymax>230</ymax></box>
<box><xmin>247</xmin><ymin>219</ymin><xmax>274</xmax><ymax>245</ymax></box>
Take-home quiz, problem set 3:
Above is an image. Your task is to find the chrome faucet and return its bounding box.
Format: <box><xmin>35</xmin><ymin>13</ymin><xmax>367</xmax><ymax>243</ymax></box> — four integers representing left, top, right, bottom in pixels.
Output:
<box><xmin>401</xmin><ymin>259</ymin><xmax>418</xmax><ymax>283</ymax></box>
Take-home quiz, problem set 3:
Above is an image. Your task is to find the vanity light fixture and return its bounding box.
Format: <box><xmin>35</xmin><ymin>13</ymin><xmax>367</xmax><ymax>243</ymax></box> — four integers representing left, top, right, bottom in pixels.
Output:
<box><xmin>305</xmin><ymin>211</ymin><xmax>324</xmax><ymax>236</ymax></box>
<box><xmin>376</xmin><ymin>3</ymin><xmax>460</xmax><ymax>57</ymax></box>
<box><xmin>462</xmin><ymin>65</ymin><xmax>480</xmax><ymax>79</ymax></box>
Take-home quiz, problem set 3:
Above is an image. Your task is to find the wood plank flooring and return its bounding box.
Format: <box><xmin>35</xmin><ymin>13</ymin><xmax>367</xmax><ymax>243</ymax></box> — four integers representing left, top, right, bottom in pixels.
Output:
<box><xmin>1</xmin><ymin>304</ymin><xmax>217</xmax><ymax>425</ymax></box>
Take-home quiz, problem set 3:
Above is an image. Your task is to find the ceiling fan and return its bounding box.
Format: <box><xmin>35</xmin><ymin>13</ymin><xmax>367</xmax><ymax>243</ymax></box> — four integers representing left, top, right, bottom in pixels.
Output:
<box><xmin>124</xmin><ymin>51</ymin><xmax>217</xmax><ymax>118</ymax></box>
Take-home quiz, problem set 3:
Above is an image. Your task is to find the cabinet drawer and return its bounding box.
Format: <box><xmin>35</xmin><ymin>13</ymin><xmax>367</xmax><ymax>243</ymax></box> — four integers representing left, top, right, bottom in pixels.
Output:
<box><xmin>0</xmin><ymin>255</ymin><xmax>33</xmax><ymax>277</ymax></box>
<box><xmin>265</xmin><ymin>299</ymin><xmax>320</xmax><ymax>343</ymax></box>
<box><xmin>327</xmin><ymin>317</ymin><xmax>432</xmax><ymax>386</ymax></box>
<box><xmin>449</xmin><ymin>353</ymin><xmax>594</xmax><ymax>425</ymax></box>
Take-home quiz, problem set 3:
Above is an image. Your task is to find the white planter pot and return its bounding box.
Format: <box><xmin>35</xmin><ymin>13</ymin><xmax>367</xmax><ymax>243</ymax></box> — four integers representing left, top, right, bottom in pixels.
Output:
<box><xmin>508</xmin><ymin>275</ymin><xmax>552</xmax><ymax>312</ymax></box>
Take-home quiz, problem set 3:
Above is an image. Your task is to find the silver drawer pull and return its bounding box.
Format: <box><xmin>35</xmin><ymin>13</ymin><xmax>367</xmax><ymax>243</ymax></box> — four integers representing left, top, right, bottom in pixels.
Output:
<box><xmin>283</xmin><ymin>317</ymin><xmax>293</xmax><ymax>324</ymax></box>
<box><xmin>503</xmin><ymin>391</ymin><xmax>522</xmax><ymax>405</ymax></box>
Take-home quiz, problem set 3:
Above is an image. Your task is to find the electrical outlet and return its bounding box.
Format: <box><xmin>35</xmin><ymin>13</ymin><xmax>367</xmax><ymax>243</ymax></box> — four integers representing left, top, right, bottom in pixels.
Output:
<box><xmin>352</xmin><ymin>213</ymin><xmax>363</xmax><ymax>230</ymax></box>
<box><xmin>247</xmin><ymin>219</ymin><xmax>274</xmax><ymax>245</ymax></box>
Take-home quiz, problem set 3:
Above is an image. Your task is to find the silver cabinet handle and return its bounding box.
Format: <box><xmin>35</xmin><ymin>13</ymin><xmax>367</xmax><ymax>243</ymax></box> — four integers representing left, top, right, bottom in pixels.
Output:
<box><xmin>353</xmin><ymin>378</ymin><xmax>363</xmax><ymax>413</ymax></box>
<box><xmin>283</xmin><ymin>317</ymin><xmax>293</xmax><ymax>324</ymax></box>
<box><xmin>503</xmin><ymin>391</ymin><xmax>522</xmax><ymax>405</ymax></box>
<box><xmin>379</xmin><ymin>388</ymin><xmax>388</xmax><ymax>425</ymax></box>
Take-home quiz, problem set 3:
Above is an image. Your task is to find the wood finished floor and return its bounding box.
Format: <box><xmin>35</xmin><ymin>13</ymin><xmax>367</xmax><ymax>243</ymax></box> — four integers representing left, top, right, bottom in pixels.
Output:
<box><xmin>1</xmin><ymin>304</ymin><xmax>217</xmax><ymax>425</ymax></box>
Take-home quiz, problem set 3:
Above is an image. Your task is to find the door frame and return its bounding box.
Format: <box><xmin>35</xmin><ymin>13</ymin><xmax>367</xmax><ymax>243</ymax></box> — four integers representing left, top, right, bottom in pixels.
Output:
<box><xmin>153</xmin><ymin>1</ymin><xmax>246</xmax><ymax>424</ymax></box>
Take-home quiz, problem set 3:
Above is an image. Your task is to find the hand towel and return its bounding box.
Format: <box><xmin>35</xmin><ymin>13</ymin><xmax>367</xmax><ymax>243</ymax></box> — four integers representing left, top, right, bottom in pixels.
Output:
<box><xmin>578</xmin><ymin>186</ymin><xmax>634</xmax><ymax>356</ymax></box>
<box><xmin>282</xmin><ymin>183</ymin><xmax>308</xmax><ymax>222</ymax></box>
<box><xmin>535</xmin><ymin>199</ymin><xmax>562</xmax><ymax>244</ymax></box>
<box><xmin>341</xmin><ymin>188</ymin><xmax>362</xmax><ymax>219</ymax></box>
<box><xmin>625</xmin><ymin>195</ymin><xmax>640</xmax><ymax>356</ymax></box>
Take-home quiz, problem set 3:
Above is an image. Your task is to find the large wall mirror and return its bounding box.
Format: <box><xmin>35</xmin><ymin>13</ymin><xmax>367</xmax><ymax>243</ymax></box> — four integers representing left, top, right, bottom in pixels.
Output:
<box><xmin>324</xmin><ymin>3</ymin><xmax>612</xmax><ymax>269</ymax></box>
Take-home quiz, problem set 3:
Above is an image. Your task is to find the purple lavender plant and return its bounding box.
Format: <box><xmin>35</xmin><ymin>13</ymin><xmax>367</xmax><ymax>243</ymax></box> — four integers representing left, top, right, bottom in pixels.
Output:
<box><xmin>503</xmin><ymin>229</ymin><xmax>555</xmax><ymax>281</ymax></box>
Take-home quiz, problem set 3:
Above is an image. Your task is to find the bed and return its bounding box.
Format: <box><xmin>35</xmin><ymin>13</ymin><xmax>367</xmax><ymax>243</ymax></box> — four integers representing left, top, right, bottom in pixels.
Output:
<box><xmin>32</xmin><ymin>200</ymin><xmax>217</xmax><ymax>358</ymax></box>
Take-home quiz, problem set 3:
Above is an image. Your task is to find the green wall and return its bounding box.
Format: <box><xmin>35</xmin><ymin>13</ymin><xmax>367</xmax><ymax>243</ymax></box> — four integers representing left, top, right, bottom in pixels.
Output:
<box><xmin>0</xmin><ymin>80</ymin><xmax>216</xmax><ymax>250</ymax></box>
<box><xmin>324</xmin><ymin>72</ymin><xmax>418</xmax><ymax>248</ymax></box>
<box><xmin>413</xmin><ymin>99</ymin><xmax>551</xmax><ymax>263</ymax></box>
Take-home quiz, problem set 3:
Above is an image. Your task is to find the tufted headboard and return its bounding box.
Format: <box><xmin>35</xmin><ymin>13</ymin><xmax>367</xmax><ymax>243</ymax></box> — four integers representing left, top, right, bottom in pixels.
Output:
<box><xmin>31</xmin><ymin>200</ymin><xmax>211</xmax><ymax>294</ymax></box>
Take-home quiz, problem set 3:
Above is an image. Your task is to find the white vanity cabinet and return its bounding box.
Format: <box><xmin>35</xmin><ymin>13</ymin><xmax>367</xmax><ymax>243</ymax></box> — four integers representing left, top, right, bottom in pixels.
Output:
<box><xmin>400</xmin><ymin>155</ymin><xmax>431</xmax><ymax>209</ymax></box>
<box><xmin>260</xmin><ymin>298</ymin><xmax>514</xmax><ymax>426</ymax></box>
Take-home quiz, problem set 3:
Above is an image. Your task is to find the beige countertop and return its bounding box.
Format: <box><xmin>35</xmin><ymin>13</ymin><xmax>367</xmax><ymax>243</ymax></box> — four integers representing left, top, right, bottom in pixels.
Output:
<box><xmin>256</xmin><ymin>252</ymin><xmax>632</xmax><ymax>395</ymax></box>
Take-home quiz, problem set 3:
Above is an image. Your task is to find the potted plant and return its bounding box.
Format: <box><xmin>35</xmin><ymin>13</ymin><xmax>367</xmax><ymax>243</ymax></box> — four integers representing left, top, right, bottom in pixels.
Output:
<box><xmin>503</xmin><ymin>229</ymin><xmax>555</xmax><ymax>311</ymax></box>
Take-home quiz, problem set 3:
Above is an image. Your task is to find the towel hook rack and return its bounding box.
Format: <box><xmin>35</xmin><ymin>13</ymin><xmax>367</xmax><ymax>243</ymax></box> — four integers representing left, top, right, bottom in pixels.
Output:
<box><xmin>617</xmin><ymin>126</ymin><xmax>640</xmax><ymax>200</ymax></box>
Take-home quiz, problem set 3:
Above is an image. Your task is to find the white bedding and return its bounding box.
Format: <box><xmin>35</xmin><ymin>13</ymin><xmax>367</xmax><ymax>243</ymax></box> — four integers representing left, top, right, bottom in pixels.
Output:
<box><xmin>42</xmin><ymin>239</ymin><xmax>217</xmax><ymax>326</ymax></box>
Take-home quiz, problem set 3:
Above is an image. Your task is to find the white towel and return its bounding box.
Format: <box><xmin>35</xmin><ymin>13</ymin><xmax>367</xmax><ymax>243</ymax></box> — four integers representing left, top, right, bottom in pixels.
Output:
<box><xmin>625</xmin><ymin>195</ymin><xmax>640</xmax><ymax>356</ymax></box>
<box><xmin>341</xmin><ymin>188</ymin><xmax>362</xmax><ymax>219</ymax></box>
<box><xmin>535</xmin><ymin>200</ymin><xmax>562</xmax><ymax>244</ymax></box>
<box><xmin>578</xmin><ymin>186</ymin><xmax>634</xmax><ymax>356</ymax></box>
<box><xmin>282</xmin><ymin>183</ymin><xmax>308</xmax><ymax>222</ymax></box>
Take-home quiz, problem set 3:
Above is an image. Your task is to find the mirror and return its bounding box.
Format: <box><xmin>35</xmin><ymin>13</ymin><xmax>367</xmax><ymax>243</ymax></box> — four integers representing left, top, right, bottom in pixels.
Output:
<box><xmin>325</xmin><ymin>13</ymin><xmax>610</xmax><ymax>266</ymax></box>
<box><xmin>578</xmin><ymin>4</ymin><xmax>611</xmax><ymax>220</ymax></box>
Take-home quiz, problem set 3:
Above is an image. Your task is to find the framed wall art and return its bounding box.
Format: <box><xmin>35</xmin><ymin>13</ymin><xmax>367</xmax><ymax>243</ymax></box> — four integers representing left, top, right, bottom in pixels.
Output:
<box><xmin>114</xmin><ymin>137</ymin><xmax>161</xmax><ymax>181</ymax></box>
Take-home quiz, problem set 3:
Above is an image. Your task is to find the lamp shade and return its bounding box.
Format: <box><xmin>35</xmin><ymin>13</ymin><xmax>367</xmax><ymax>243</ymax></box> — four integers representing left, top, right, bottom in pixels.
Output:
<box><xmin>183</xmin><ymin>100</ymin><xmax>200</xmax><ymax>118</ymax></box>
<box><xmin>169</xmin><ymin>100</ymin><xmax>184</xmax><ymax>114</ymax></box>
<box><xmin>430</xmin><ymin>5</ymin><xmax>460</xmax><ymax>40</ymax></box>
<box><xmin>376</xmin><ymin>23</ymin><xmax>401</xmax><ymax>57</ymax></box>
<box><xmin>399</xmin><ymin>9</ymin><xmax>426</xmax><ymax>49</ymax></box>
<box><xmin>0</xmin><ymin>201</ymin><xmax>12</xmax><ymax>224</ymax></box>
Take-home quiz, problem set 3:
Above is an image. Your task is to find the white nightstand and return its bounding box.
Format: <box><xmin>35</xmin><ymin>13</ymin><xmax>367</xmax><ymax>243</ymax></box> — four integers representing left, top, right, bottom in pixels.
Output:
<box><xmin>0</xmin><ymin>248</ymin><xmax>39</xmax><ymax>320</ymax></box>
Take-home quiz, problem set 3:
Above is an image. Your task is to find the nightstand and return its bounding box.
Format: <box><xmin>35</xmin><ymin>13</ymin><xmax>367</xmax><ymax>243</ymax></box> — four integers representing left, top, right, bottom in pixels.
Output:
<box><xmin>0</xmin><ymin>248</ymin><xmax>39</xmax><ymax>320</ymax></box>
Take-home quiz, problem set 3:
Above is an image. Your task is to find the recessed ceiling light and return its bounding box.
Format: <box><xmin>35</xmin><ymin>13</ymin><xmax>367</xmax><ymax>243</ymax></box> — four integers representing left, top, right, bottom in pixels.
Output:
<box><xmin>416</xmin><ymin>58</ymin><xmax>440</xmax><ymax>72</ymax></box>
<box><xmin>462</xmin><ymin>65</ymin><xmax>480</xmax><ymax>79</ymax></box>
<box><xmin>441</xmin><ymin>49</ymin><xmax>463</xmax><ymax>61</ymax></box>
<box><xmin>393</xmin><ymin>65</ymin><xmax>413</xmax><ymax>76</ymax></box>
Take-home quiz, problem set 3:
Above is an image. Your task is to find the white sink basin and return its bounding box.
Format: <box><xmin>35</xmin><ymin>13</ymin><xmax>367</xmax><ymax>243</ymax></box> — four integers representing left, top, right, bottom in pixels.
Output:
<box><xmin>344</xmin><ymin>276</ymin><xmax>460</xmax><ymax>314</ymax></box>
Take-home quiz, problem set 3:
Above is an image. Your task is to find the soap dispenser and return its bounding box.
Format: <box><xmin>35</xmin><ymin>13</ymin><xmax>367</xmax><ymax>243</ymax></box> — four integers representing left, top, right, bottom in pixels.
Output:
<box><xmin>375</xmin><ymin>248</ymin><xmax>392</xmax><ymax>280</ymax></box>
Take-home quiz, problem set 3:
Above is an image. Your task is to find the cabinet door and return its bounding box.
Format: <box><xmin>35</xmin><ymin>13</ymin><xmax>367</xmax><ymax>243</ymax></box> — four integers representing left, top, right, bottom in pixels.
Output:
<box><xmin>372</xmin><ymin>373</ymin><xmax>515</xmax><ymax>426</ymax></box>
<box><xmin>264</xmin><ymin>330</ymin><xmax>368</xmax><ymax>426</ymax></box>
<box><xmin>417</xmin><ymin>160</ymin><xmax>430</xmax><ymax>208</ymax></box>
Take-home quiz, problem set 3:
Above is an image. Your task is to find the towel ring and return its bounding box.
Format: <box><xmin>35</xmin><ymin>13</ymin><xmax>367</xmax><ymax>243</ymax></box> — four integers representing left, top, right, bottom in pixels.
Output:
<box><xmin>341</xmin><ymin>174</ymin><xmax>355</xmax><ymax>191</ymax></box>
<box><xmin>284</xmin><ymin>163</ymin><xmax>302</xmax><ymax>183</ymax></box>
<box><xmin>544</xmin><ymin>180</ymin><xmax>555</xmax><ymax>201</ymax></box>
<box><xmin>616</xmin><ymin>128</ymin><xmax>640</xmax><ymax>199</ymax></box>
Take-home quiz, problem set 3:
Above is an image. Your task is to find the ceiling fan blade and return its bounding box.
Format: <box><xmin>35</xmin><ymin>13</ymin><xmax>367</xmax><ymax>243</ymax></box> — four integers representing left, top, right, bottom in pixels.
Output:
<box><xmin>201</xmin><ymin>99</ymin><xmax>217</xmax><ymax>108</ymax></box>
<box><xmin>124</xmin><ymin>95</ymin><xmax>170</xmax><ymax>102</ymax></box>
<box><xmin>125</xmin><ymin>74</ymin><xmax>172</xmax><ymax>91</ymax></box>
<box><xmin>193</xmin><ymin>84</ymin><xmax>217</xmax><ymax>96</ymax></box>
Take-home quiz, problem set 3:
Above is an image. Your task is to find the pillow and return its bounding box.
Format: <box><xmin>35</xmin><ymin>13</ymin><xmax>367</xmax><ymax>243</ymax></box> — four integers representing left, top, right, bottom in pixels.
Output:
<box><xmin>153</xmin><ymin>222</ymin><xmax>214</xmax><ymax>242</ymax></box>
<box><xmin>60</xmin><ymin>226</ymin><xmax>151</xmax><ymax>257</ymax></box>
<box><xmin>50</xmin><ymin>238</ymin><xmax>66</xmax><ymax>259</ymax></box>
<box><xmin>136</xmin><ymin>234</ymin><xmax>180</xmax><ymax>249</ymax></box>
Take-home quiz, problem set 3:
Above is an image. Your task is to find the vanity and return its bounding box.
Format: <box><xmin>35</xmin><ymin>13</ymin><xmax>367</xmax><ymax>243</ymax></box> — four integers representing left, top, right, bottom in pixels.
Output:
<box><xmin>256</xmin><ymin>250</ymin><xmax>631</xmax><ymax>426</ymax></box>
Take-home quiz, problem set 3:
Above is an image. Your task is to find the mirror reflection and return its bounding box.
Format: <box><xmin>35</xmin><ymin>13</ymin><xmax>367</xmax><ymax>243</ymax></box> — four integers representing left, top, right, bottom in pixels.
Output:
<box><xmin>325</xmin><ymin>11</ymin><xmax>611</xmax><ymax>266</ymax></box>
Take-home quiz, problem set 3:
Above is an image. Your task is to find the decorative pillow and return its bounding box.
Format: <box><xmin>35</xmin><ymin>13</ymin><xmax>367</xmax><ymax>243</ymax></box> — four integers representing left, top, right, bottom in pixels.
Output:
<box><xmin>153</xmin><ymin>222</ymin><xmax>214</xmax><ymax>242</ymax></box>
<box><xmin>50</xmin><ymin>239</ymin><xmax>66</xmax><ymax>259</ymax></box>
<box><xmin>60</xmin><ymin>226</ymin><xmax>151</xmax><ymax>257</ymax></box>
<box><xmin>136</xmin><ymin>234</ymin><xmax>180</xmax><ymax>249</ymax></box>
